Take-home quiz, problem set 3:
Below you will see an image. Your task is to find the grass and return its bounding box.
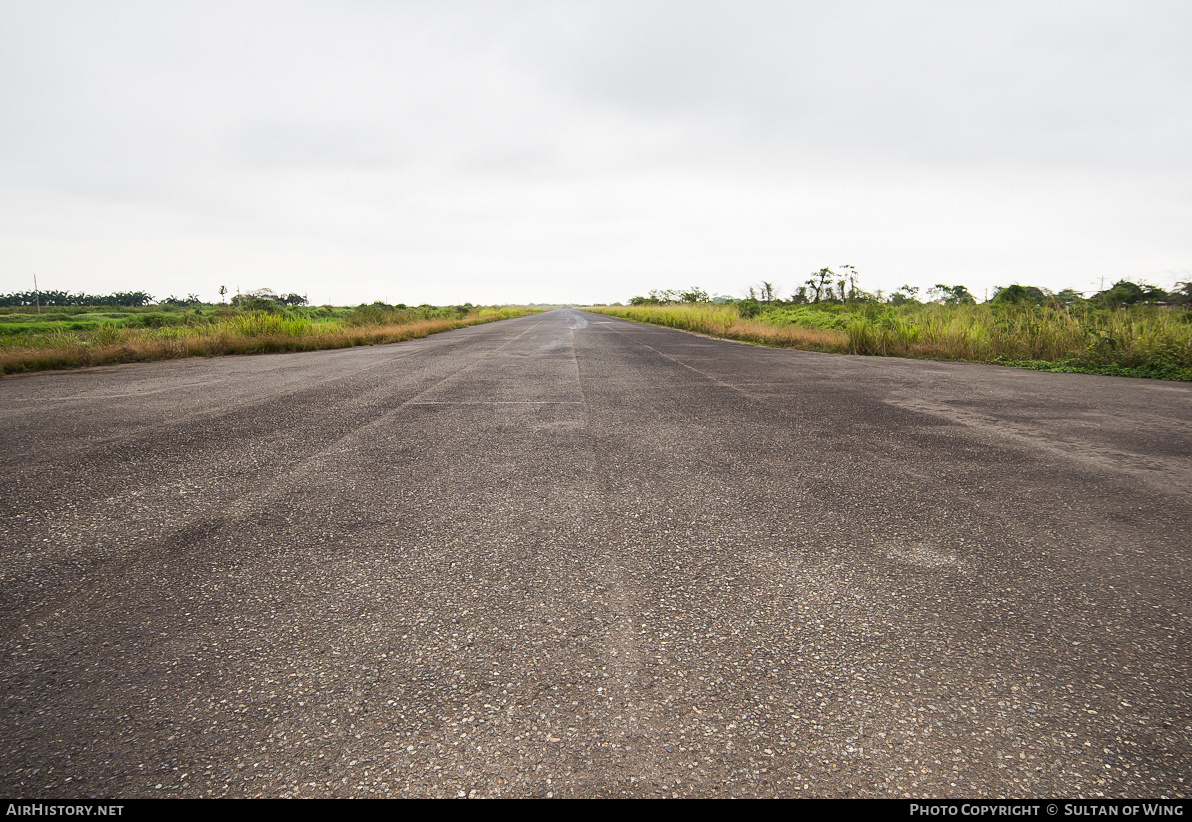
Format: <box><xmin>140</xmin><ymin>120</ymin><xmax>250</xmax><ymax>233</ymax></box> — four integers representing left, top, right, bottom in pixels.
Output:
<box><xmin>588</xmin><ymin>302</ymin><xmax>1192</xmax><ymax>381</ymax></box>
<box><xmin>599</xmin><ymin>304</ymin><xmax>849</xmax><ymax>352</ymax></box>
<box><xmin>0</xmin><ymin>305</ymin><xmax>539</xmax><ymax>376</ymax></box>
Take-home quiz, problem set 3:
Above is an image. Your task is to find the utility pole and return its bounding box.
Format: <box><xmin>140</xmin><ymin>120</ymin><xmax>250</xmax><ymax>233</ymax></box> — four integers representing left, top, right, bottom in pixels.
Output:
<box><xmin>33</xmin><ymin>273</ymin><xmax>40</xmax><ymax>314</ymax></box>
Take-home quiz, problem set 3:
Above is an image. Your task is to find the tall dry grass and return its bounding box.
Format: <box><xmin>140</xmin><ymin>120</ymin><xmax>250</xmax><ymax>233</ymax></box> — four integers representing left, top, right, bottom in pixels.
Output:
<box><xmin>590</xmin><ymin>303</ymin><xmax>1192</xmax><ymax>380</ymax></box>
<box><xmin>597</xmin><ymin>304</ymin><xmax>845</xmax><ymax>352</ymax></box>
<box><xmin>0</xmin><ymin>308</ymin><xmax>537</xmax><ymax>376</ymax></box>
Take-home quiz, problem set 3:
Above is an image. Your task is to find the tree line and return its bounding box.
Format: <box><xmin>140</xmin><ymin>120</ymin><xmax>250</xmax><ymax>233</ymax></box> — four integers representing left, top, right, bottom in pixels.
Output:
<box><xmin>630</xmin><ymin>268</ymin><xmax>1192</xmax><ymax>311</ymax></box>
<box><xmin>0</xmin><ymin>287</ymin><xmax>310</xmax><ymax>308</ymax></box>
<box><xmin>0</xmin><ymin>290</ymin><xmax>156</xmax><ymax>307</ymax></box>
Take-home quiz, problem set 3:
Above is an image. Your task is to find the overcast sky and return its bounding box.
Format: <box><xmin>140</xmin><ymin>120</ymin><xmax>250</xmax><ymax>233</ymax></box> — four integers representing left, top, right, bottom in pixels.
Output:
<box><xmin>2</xmin><ymin>0</ymin><xmax>1189</xmax><ymax>306</ymax></box>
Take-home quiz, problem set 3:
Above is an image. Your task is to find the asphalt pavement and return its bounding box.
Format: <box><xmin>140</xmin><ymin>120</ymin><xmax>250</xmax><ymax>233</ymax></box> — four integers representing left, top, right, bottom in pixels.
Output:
<box><xmin>1</xmin><ymin>309</ymin><xmax>1189</xmax><ymax>798</ymax></box>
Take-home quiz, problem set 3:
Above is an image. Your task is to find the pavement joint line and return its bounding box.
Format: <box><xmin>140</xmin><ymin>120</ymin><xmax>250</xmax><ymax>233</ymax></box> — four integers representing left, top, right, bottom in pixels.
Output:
<box><xmin>408</xmin><ymin>401</ymin><xmax>584</xmax><ymax>404</ymax></box>
<box><xmin>591</xmin><ymin>314</ymin><xmax>765</xmax><ymax>403</ymax></box>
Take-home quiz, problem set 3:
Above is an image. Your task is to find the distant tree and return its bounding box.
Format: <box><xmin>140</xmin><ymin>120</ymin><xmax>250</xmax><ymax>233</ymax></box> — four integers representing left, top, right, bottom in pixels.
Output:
<box><xmin>889</xmin><ymin>284</ymin><xmax>920</xmax><ymax>306</ymax></box>
<box><xmin>805</xmin><ymin>268</ymin><xmax>834</xmax><ymax>303</ymax></box>
<box><xmin>218</xmin><ymin>285</ymin><xmax>228</xmax><ymax>304</ymax></box>
<box><xmin>1169</xmin><ymin>282</ymin><xmax>1192</xmax><ymax>307</ymax></box>
<box><xmin>161</xmin><ymin>294</ymin><xmax>202</xmax><ymax>307</ymax></box>
<box><xmin>1052</xmin><ymin>288</ymin><xmax>1084</xmax><ymax>308</ymax></box>
<box><xmin>0</xmin><ymin>289</ymin><xmax>154</xmax><ymax>307</ymax></box>
<box><xmin>679</xmin><ymin>286</ymin><xmax>711</xmax><ymax>303</ymax></box>
<box><xmin>1142</xmin><ymin>284</ymin><xmax>1169</xmax><ymax>303</ymax></box>
<box><xmin>0</xmin><ymin>291</ymin><xmax>32</xmax><ymax>307</ymax></box>
<box><xmin>928</xmin><ymin>284</ymin><xmax>977</xmax><ymax>305</ymax></box>
<box><xmin>230</xmin><ymin>287</ymin><xmax>308</xmax><ymax>307</ymax></box>
<box><xmin>1094</xmin><ymin>280</ymin><xmax>1168</xmax><ymax>307</ymax></box>
<box><xmin>1095</xmin><ymin>280</ymin><xmax>1143</xmax><ymax>306</ymax></box>
<box><xmin>648</xmin><ymin>289</ymin><xmax>683</xmax><ymax>304</ymax></box>
<box><xmin>991</xmin><ymin>284</ymin><xmax>1048</xmax><ymax>306</ymax></box>
<box><xmin>840</xmin><ymin>265</ymin><xmax>862</xmax><ymax>302</ymax></box>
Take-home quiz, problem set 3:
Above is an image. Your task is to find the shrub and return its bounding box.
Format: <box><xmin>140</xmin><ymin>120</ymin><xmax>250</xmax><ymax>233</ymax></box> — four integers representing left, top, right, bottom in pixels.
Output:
<box><xmin>92</xmin><ymin>323</ymin><xmax>124</xmax><ymax>346</ymax></box>
<box><xmin>737</xmin><ymin>299</ymin><xmax>762</xmax><ymax>319</ymax></box>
